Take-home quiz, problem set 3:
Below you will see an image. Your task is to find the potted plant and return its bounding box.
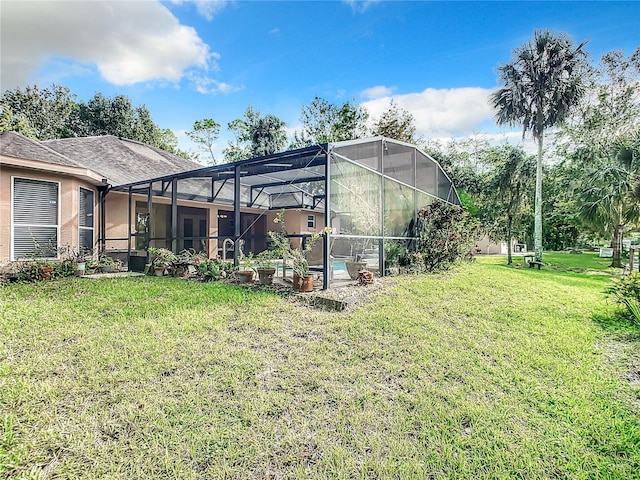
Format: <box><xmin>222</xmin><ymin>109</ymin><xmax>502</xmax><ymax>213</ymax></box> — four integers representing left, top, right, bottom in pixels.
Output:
<box><xmin>148</xmin><ymin>247</ymin><xmax>177</xmax><ymax>277</ymax></box>
<box><xmin>73</xmin><ymin>247</ymin><xmax>93</xmax><ymax>276</ymax></box>
<box><xmin>85</xmin><ymin>259</ymin><xmax>100</xmax><ymax>275</ymax></box>
<box><xmin>98</xmin><ymin>254</ymin><xmax>115</xmax><ymax>273</ymax></box>
<box><xmin>255</xmin><ymin>249</ymin><xmax>278</xmax><ymax>285</ymax></box>
<box><xmin>38</xmin><ymin>262</ymin><xmax>54</xmax><ymax>280</ymax></box>
<box><xmin>235</xmin><ymin>252</ymin><xmax>256</xmax><ymax>283</ymax></box>
<box><xmin>267</xmin><ymin>210</ymin><xmax>330</xmax><ymax>292</ymax></box>
<box><xmin>289</xmin><ymin>248</ymin><xmax>315</xmax><ymax>292</ymax></box>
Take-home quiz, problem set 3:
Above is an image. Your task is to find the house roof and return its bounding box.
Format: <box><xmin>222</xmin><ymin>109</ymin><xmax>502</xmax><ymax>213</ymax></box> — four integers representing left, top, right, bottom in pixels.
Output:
<box><xmin>42</xmin><ymin>135</ymin><xmax>202</xmax><ymax>186</ymax></box>
<box><xmin>0</xmin><ymin>131</ymin><xmax>81</xmax><ymax>167</ymax></box>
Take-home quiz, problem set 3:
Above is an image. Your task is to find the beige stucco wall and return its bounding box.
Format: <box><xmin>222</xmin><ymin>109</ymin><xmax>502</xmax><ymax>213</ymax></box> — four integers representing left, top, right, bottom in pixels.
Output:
<box><xmin>0</xmin><ymin>166</ymin><xmax>327</xmax><ymax>266</ymax></box>
<box><xmin>280</xmin><ymin>209</ymin><xmax>324</xmax><ymax>248</ymax></box>
<box><xmin>0</xmin><ymin>165</ymin><xmax>99</xmax><ymax>265</ymax></box>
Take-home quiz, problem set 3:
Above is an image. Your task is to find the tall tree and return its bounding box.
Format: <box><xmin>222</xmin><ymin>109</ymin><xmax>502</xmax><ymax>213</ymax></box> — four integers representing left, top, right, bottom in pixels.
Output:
<box><xmin>559</xmin><ymin>48</ymin><xmax>640</xmax><ymax>266</ymax></box>
<box><xmin>187</xmin><ymin>118</ymin><xmax>221</xmax><ymax>165</ymax></box>
<box><xmin>0</xmin><ymin>84</ymin><xmax>78</xmax><ymax>139</ymax></box>
<box><xmin>371</xmin><ymin>99</ymin><xmax>417</xmax><ymax>143</ymax></box>
<box><xmin>577</xmin><ymin>135</ymin><xmax>640</xmax><ymax>267</ymax></box>
<box><xmin>292</xmin><ymin>97</ymin><xmax>368</xmax><ymax>147</ymax></box>
<box><xmin>491</xmin><ymin>30</ymin><xmax>588</xmax><ymax>262</ymax></box>
<box><xmin>223</xmin><ymin>106</ymin><xmax>287</xmax><ymax>162</ymax></box>
<box><xmin>484</xmin><ymin>146</ymin><xmax>535</xmax><ymax>264</ymax></box>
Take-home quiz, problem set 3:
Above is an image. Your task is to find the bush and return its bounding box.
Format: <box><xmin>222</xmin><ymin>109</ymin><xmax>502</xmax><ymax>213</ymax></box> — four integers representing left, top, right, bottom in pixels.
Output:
<box><xmin>607</xmin><ymin>273</ymin><xmax>640</xmax><ymax>325</ymax></box>
<box><xmin>408</xmin><ymin>200</ymin><xmax>480</xmax><ymax>273</ymax></box>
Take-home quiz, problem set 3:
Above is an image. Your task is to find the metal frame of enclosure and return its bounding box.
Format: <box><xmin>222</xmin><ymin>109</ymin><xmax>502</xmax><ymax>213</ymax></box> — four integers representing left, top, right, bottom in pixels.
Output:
<box><xmin>103</xmin><ymin>137</ymin><xmax>460</xmax><ymax>289</ymax></box>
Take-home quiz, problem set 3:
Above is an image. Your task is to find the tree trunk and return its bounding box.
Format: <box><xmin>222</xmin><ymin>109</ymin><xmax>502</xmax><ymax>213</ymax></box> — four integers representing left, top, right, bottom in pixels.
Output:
<box><xmin>611</xmin><ymin>223</ymin><xmax>623</xmax><ymax>268</ymax></box>
<box><xmin>534</xmin><ymin>124</ymin><xmax>544</xmax><ymax>263</ymax></box>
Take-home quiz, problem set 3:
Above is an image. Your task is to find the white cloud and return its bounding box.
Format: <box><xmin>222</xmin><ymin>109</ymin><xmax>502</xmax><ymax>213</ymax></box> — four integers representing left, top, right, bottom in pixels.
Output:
<box><xmin>168</xmin><ymin>0</ymin><xmax>229</xmax><ymax>21</ymax></box>
<box><xmin>188</xmin><ymin>73</ymin><xmax>244</xmax><ymax>94</ymax></box>
<box><xmin>360</xmin><ymin>85</ymin><xmax>396</xmax><ymax>100</ymax></box>
<box><xmin>362</xmin><ymin>86</ymin><xmax>496</xmax><ymax>138</ymax></box>
<box><xmin>343</xmin><ymin>0</ymin><xmax>381</xmax><ymax>14</ymax></box>
<box><xmin>0</xmin><ymin>1</ymin><xmax>215</xmax><ymax>88</ymax></box>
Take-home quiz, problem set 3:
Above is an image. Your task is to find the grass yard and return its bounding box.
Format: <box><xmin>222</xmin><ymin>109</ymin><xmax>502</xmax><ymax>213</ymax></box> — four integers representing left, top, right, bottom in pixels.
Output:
<box><xmin>1</xmin><ymin>254</ymin><xmax>639</xmax><ymax>479</ymax></box>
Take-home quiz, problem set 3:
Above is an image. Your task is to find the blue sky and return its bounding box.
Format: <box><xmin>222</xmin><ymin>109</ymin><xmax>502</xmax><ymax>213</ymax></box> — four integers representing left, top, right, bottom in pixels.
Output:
<box><xmin>1</xmin><ymin>1</ymin><xmax>639</xmax><ymax>161</ymax></box>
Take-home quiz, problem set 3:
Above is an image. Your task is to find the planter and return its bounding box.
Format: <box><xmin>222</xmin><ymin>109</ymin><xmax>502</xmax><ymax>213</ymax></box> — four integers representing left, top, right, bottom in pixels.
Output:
<box><xmin>358</xmin><ymin>270</ymin><xmax>374</xmax><ymax>285</ymax></box>
<box><xmin>345</xmin><ymin>260</ymin><xmax>367</xmax><ymax>280</ymax></box>
<box><xmin>154</xmin><ymin>266</ymin><xmax>166</xmax><ymax>277</ymax></box>
<box><xmin>75</xmin><ymin>262</ymin><xmax>86</xmax><ymax>277</ymax></box>
<box><xmin>100</xmin><ymin>264</ymin><xmax>113</xmax><ymax>273</ymax></box>
<box><xmin>39</xmin><ymin>266</ymin><xmax>54</xmax><ymax>281</ymax></box>
<box><xmin>257</xmin><ymin>268</ymin><xmax>276</xmax><ymax>285</ymax></box>
<box><xmin>293</xmin><ymin>273</ymin><xmax>314</xmax><ymax>292</ymax></box>
<box><xmin>236</xmin><ymin>270</ymin><xmax>255</xmax><ymax>283</ymax></box>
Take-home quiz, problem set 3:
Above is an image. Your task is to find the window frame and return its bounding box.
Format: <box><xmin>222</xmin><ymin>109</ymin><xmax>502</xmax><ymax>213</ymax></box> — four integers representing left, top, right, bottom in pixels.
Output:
<box><xmin>307</xmin><ymin>214</ymin><xmax>316</xmax><ymax>229</ymax></box>
<box><xmin>11</xmin><ymin>176</ymin><xmax>61</xmax><ymax>261</ymax></box>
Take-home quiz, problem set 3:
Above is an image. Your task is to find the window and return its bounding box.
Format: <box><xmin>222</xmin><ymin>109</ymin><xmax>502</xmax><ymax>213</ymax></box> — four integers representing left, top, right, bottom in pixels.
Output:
<box><xmin>12</xmin><ymin>177</ymin><xmax>59</xmax><ymax>260</ymax></box>
<box><xmin>79</xmin><ymin>187</ymin><xmax>94</xmax><ymax>254</ymax></box>
<box><xmin>307</xmin><ymin>214</ymin><xmax>316</xmax><ymax>229</ymax></box>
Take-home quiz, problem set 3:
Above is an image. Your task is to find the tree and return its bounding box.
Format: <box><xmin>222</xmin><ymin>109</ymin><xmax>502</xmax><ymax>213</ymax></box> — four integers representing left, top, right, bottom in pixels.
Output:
<box><xmin>0</xmin><ymin>106</ymin><xmax>36</xmax><ymax>138</ymax></box>
<box><xmin>540</xmin><ymin>161</ymin><xmax>583</xmax><ymax>251</ymax></box>
<box><xmin>292</xmin><ymin>96</ymin><xmax>368</xmax><ymax>147</ymax></box>
<box><xmin>223</xmin><ymin>106</ymin><xmax>287</xmax><ymax>162</ymax></box>
<box><xmin>0</xmin><ymin>84</ymin><xmax>79</xmax><ymax>139</ymax></box>
<box><xmin>371</xmin><ymin>99</ymin><xmax>417</xmax><ymax>143</ymax></box>
<box><xmin>576</xmin><ymin>135</ymin><xmax>639</xmax><ymax>268</ymax></box>
<box><xmin>187</xmin><ymin>118</ymin><xmax>221</xmax><ymax>165</ymax></box>
<box><xmin>484</xmin><ymin>146</ymin><xmax>535</xmax><ymax>264</ymax></box>
<box><xmin>559</xmin><ymin>48</ymin><xmax>640</xmax><ymax>266</ymax></box>
<box><xmin>491</xmin><ymin>30</ymin><xmax>588</xmax><ymax>262</ymax></box>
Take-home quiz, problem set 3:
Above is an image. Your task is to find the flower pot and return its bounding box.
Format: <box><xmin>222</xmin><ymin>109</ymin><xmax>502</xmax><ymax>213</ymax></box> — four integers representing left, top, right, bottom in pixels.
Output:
<box><xmin>75</xmin><ymin>262</ymin><xmax>86</xmax><ymax>277</ymax></box>
<box><xmin>293</xmin><ymin>273</ymin><xmax>314</xmax><ymax>292</ymax></box>
<box><xmin>236</xmin><ymin>270</ymin><xmax>254</xmax><ymax>283</ymax></box>
<box><xmin>358</xmin><ymin>270</ymin><xmax>374</xmax><ymax>285</ymax></box>
<box><xmin>345</xmin><ymin>260</ymin><xmax>367</xmax><ymax>280</ymax></box>
<box><xmin>154</xmin><ymin>266</ymin><xmax>166</xmax><ymax>277</ymax></box>
<box><xmin>39</xmin><ymin>266</ymin><xmax>54</xmax><ymax>281</ymax></box>
<box><xmin>100</xmin><ymin>264</ymin><xmax>113</xmax><ymax>273</ymax></box>
<box><xmin>257</xmin><ymin>268</ymin><xmax>276</xmax><ymax>285</ymax></box>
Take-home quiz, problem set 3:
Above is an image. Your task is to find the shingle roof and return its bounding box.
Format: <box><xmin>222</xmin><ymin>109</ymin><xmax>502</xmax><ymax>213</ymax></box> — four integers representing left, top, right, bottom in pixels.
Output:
<box><xmin>42</xmin><ymin>135</ymin><xmax>202</xmax><ymax>186</ymax></box>
<box><xmin>0</xmin><ymin>131</ymin><xmax>80</xmax><ymax>167</ymax></box>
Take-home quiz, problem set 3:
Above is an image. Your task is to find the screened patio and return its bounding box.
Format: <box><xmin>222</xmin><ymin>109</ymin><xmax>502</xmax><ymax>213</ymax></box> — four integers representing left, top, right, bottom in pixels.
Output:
<box><xmin>103</xmin><ymin>137</ymin><xmax>460</xmax><ymax>289</ymax></box>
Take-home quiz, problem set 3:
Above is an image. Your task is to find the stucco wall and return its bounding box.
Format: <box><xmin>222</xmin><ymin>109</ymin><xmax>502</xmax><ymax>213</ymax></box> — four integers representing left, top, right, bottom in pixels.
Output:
<box><xmin>0</xmin><ymin>166</ymin><xmax>99</xmax><ymax>265</ymax></box>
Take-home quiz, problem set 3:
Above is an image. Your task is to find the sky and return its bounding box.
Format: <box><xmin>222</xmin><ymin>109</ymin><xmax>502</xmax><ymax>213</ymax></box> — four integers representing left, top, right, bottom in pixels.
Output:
<box><xmin>1</xmin><ymin>0</ymin><xmax>639</xmax><ymax>161</ymax></box>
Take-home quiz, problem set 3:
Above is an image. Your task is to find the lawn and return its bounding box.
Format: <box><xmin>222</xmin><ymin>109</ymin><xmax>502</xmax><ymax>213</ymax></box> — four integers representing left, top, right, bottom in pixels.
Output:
<box><xmin>1</xmin><ymin>254</ymin><xmax>639</xmax><ymax>479</ymax></box>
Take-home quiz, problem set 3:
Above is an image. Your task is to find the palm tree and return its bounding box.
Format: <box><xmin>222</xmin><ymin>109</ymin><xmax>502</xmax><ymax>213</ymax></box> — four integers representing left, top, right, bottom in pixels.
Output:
<box><xmin>491</xmin><ymin>30</ymin><xmax>588</xmax><ymax>262</ymax></box>
<box><xmin>578</xmin><ymin>134</ymin><xmax>640</xmax><ymax>267</ymax></box>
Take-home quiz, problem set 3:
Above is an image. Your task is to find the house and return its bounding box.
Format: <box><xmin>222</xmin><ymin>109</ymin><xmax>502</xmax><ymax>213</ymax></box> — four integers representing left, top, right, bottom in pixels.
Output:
<box><xmin>1</xmin><ymin>133</ymin><xmax>460</xmax><ymax>287</ymax></box>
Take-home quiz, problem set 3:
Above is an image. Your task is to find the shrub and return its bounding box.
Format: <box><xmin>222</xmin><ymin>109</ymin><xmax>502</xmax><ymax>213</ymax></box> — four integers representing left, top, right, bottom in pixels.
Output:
<box><xmin>195</xmin><ymin>256</ymin><xmax>234</xmax><ymax>281</ymax></box>
<box><xmin>408</xmin><ymin>200</ymin><xmax>480</xmax><ymax>273</ymax></box>
<box><xmin>607</xmin><ymin>273</ymin><xmax>640</xmax><ymax>325</ymax></box>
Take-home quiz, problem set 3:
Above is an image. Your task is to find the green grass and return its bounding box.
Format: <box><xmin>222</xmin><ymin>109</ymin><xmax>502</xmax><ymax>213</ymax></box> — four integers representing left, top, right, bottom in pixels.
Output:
<box><xmin>1</xmin><ymin>256</ymin><xmax>639</xmax><ymax>479</ymax></box>
<box><xmin>519</xmin><ymin>250</ymin><xmax>616</xmax><ymax>273</ymax></box>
